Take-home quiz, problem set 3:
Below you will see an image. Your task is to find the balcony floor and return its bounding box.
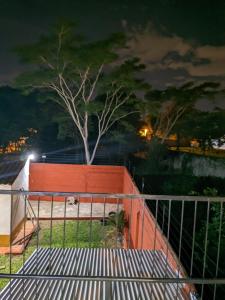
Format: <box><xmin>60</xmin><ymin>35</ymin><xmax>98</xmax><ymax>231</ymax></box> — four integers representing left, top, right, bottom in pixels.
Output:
<box><xmin>1</xmin><ymin>248</ymin><xmax>186</xmax><ymax>300</ymax></box>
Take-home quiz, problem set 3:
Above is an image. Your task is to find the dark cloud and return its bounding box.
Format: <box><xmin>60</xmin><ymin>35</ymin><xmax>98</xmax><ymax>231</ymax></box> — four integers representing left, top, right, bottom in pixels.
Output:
<box><xmin>121</xmin><ymin>24</ymin><xmax>225</xmax><ymax>89</ymax></box>
<box><xmin>0</xmin><ymin>0</ymin><xmax>225</xmax><ymax>87</ymax></box>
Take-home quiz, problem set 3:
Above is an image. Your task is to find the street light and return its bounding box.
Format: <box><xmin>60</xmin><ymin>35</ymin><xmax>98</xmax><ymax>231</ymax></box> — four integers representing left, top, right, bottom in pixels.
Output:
<box><xmin>28</xmin><ymin>153</ymin><xmax>36</xmax><ymax>160</ymax></box>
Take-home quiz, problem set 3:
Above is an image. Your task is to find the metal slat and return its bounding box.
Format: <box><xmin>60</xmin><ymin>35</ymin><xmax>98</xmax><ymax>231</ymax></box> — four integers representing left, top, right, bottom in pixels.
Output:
<box><xmin>1</xmin><ymin>248</ymin><xmax>187</xmax><ymax>300</ymax></box>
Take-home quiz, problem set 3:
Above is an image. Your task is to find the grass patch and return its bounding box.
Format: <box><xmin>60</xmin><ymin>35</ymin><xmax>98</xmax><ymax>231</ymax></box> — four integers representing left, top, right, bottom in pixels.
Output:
<box><xmin>30</xmin><ymin>220</ymin><xmax>114</xmax><ymax>248</ymax></box>
<box><xmin>0</xmin><ymin>220</ymin><xmax>117</xmax><ymax>290</ymax></box>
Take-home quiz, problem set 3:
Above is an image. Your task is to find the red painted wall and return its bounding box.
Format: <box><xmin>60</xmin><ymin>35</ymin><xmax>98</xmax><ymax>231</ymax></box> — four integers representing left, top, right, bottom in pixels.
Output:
<box><xmin>122</xmin><ymin>168</ymin><xmax>193</xmax><ymax>296</ymax></box>
<box><xmin>123</xmin><ymin>168</ymin><xmax>181</xmax><ymax>270</ymax></box>
<box><xmin>29</xmin><ymin>163</ymin><xmax>124</xmax><ymax>203</ymax></box>
<box><xmin>29</xmin><ymin>162</ymin><xmax>192</xmax><ymax>296</ymax></box>
<box><xmin>29</xmin><ymin>163</ymin><xmax>181</xmax><ymax>271</ymax></box>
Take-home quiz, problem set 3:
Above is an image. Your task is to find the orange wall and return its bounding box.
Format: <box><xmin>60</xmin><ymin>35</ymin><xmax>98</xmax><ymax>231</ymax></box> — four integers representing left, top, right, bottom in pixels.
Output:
<box><xmin>123</xmin><ymin>168</ymin><xmax>184</xmax><ymax>274</ymax></box>
<box><xmin>29</xmin><ymin>163</ymin><xmax>124</xmax><ymax>203</ymax></box>
<box><xmin>29</xmin><ymin>162</ymin><xmax>192</xmax><ymax>296</ymax></box>
<box><xmin>29</xmin><ymin>162</ymin><xmax>181</xmax><ymax>272</ymax></box>
<box><xmin>29</xmin><ymin>163</ymin><xmax>178</xmax><ymax>271</ymax></box>
<box><xmin>122</xmin><ymin>169</ymin><xmax>193</xmax><ymax>296</ymax></box>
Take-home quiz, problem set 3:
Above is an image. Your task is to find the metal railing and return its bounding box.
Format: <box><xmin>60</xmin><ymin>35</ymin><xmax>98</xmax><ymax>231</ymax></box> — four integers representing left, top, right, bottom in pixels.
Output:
<box><xmin>0</xmin><ymin>190</ymin><xmax>224</xmax><ymax>299</ymax></box>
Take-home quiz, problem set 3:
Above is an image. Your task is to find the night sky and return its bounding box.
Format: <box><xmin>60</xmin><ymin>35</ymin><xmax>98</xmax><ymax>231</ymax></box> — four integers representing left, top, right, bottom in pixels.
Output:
<box><xmin>1</xmin><ymin>0</ymin><xmax>225</xmax><ymax>94</ymax></box>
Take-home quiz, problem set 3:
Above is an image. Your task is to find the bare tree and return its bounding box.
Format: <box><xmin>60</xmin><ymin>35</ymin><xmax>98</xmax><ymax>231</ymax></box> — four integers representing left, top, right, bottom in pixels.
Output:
<box><xmin>45</xmin><ymin>66</ymin><xmax>137</xmax><ymax>164</ymax></box>
<box><xmin>153</xmin><ymin>100</ymin><xmax>187</xmax><ymax>144</ymax></box>
<box><xmin>15</xmin><ymin>24</ymin><xmax>143</xmax><ymax>164</ymax></box>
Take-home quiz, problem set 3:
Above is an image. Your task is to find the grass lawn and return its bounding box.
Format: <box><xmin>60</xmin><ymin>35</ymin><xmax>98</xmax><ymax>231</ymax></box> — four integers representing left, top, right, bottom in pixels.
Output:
<box><xmin>0</xmin><ymin>220</ymin><xmax>117</xmax><ymax>290</ymax></box>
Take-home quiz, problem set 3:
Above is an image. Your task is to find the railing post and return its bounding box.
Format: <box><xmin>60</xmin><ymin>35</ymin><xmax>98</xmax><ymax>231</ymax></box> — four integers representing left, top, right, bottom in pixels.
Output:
<box><xmin>9</xmin><ymin>193</ymin><xmax>13</xmax><ymax>299</ymax></box>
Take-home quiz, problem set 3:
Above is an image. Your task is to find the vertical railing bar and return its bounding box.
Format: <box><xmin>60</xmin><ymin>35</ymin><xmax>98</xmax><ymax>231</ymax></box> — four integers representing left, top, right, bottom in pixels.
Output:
<box><xmin>101</xmin><ymin>200</ymin><xmax>106</xmax><ymax>298</ymax></box>
<box><xmin>22</xmin><ymin>194</ymin><xmax>27</xmax><ymax>299</ymax></box>
<box><xmin>124</xmin><ymin>195</ymin><xmax>133</xmax><ymax>298</ymax></box>
<box><xmin>74</xmin><ymin>193</ymin><xmax>80</xmax><ymax>295</ymax></box>
<box><xmin>116</xmin><ymin>197</ymin><xmax>119</xmax><ymax>249</ymax></box>
<box><xmin>76</xmin><ymin>196</ymin><xmax>80</xmax><ymax>248</ymax></box>
<box><xmin>61</xmin><ymin>196</ymin><xmax>67</xmax><ymax>299</ymax></box>
<box><xmin>176</xmin><ymin>200</ymin><xmax>184</xmax><ymax>298</ymax></box>
<box><xmin>190</xmin><ymin>200</ymin><xmax>197</xmax><ymax>277</ymax></box>
<box><xmin>140</xmin><ymin>199</ymin><xmax>145</xmax><ymax>250</ymax></box>
<box><xmin>128</xmin><ymin>186</ymin><xmax>137</xmax><ymax>297</ymax></box>
<box><xmin>49</xmin><ymin>196</ymin><xmax>54</xmax><ymax>270</ymax></box>
<box><xmin>127</xmin><ymin>196</ymin><xmax>133</xmax><ymax>296</ymax></box>
<box><xmin>152</xmin><ymin>199</ymin><xmax>159</xmax><ymax>271</ymax></box>
<box><xmin>201</xmin><ymin>200</ymin><xmax>210</xmax><ymax>299</ymax></box>
<box><xmin>163</xmin><ymin>199</ymin><xmax>171</xmax><ymax>300</ymax></box>
<box><xmin>9</xmin><ymin>193</ymin><xmax>13</xmax><ymax>299</ymax></box>
<box><xmin>35</xmin><ymin>196</ymin><xmax>40</xmax><ymax>299</ymax></box>
<box><xmin>150</xmin><ymin>199</ymin><xmax>159</xmax><ymax>299</ymax></box>
<box><xmin>89</xmin><ymin>196</ymin><xmax>93</xmax><ymax>248</ymax></box>
<box><xmin>103</xmin><ymin>197</ymin><xmax>106</xmax><ymax>248</ymax></box>
<box><xmin>88</xmin><ymin>196</ymin><xmax>93</xmax><ymax>280</ymax></box>
<box><xmin>62</xmin><ymin>196</ymin><xmax>67</xmax><ymax>272</ymax></box>
<box><xmin>63</xmin><ymin>196</ymin><xmax>67</xmax><ymax>249</ymax></box>
<box><xmin>23</xmin><ymin>195</ymin><xmax>27</xmax><ymax>270</ymax></box>
<box><xmin>47</xmin><ymin>195</ymin><xmax>54</xmax><ymax>300</ymax></box>
<box><xmin>128</xmin><ymin>198</ymin><xmax>132</xmax><ymax>249</ymax></box>
<box><xmin>213</xmin><ymin>201</ymin><xmax>224</xmax><ymax>300</ymax></box>
<box><xmin>76</xmin><ymin>195</ymin><xmax>80</xmax><ymax>292</ymax></box>
<box><xmin>138</xmin><ymin>197</ymin><xmax>145</xmax><ymax>300</ymax></box>
<box><xmin>27</xmin><ymin>197</ymin><xmax>36</xmax><ymax>225</ymax></box>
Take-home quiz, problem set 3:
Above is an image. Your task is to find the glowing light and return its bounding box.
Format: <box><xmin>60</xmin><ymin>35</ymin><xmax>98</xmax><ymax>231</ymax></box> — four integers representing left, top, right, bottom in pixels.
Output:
<box><xmin>28</xmin><ymin>153</ymin><xmax>36</xmax><ymax>160</ymax></box>
<box><xmin>139</xmin><ymin>127</ymin><xmax>152</xmax><ymax>138</ymax></box>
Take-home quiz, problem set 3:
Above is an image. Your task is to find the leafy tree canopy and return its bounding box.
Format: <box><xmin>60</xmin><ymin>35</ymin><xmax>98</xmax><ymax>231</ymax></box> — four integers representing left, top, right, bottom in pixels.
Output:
<box><xmin>14</xmin><ymin>22</ymin><xmax>148</xmax><ymax>164</ymax></box>
<box><xmin>142</xmin><ymin>81</ymin><xmax>223</xmax><ymax>143</ymax></box>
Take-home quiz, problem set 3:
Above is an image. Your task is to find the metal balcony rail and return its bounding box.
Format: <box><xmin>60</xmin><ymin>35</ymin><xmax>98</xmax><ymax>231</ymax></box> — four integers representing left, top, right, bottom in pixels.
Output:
<box><xmin>0</xmin><ymin>190</ymin><xmax>224</xmax><ymax>300</ymax></box>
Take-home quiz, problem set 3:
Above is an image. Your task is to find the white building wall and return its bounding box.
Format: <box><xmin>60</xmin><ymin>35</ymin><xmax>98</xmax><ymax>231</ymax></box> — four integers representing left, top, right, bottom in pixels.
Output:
<box><xmin>0</xmin><ymin>158</ymin><xmax>30</xmax><ymax>236</ymax></box>
<box><xmin>0</xmin><ymin>184</ymin><xmax>11</xmax><ymax>235</ymax></box>
<box><xmin>11</xmin><ymin>158</ymin><xmax>30</xmax><ymax>232</ymax></box>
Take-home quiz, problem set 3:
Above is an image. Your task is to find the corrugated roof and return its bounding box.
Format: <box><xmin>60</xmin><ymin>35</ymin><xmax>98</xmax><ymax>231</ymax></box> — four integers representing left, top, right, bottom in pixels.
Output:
<box><xmin>0</xmin><ymin>154</ymin><xmax>26</xmax><ymax>185</ymax></box>
<box><xmin>1</xmin><ymin>248</ymin><xmax>187</xmax><ymax>299</ymax></box>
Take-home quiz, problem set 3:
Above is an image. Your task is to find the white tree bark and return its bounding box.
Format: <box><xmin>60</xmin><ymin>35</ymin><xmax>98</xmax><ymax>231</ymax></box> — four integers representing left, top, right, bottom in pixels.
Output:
<box><xmin>45</xmin><ymin>66</ymin><xmax>137</xmax><ymax>164</ymax></box>
<box><xmin>151</xmin><ymin>101</ymin><xmax>187</xmax><ymax>144</ymax></box>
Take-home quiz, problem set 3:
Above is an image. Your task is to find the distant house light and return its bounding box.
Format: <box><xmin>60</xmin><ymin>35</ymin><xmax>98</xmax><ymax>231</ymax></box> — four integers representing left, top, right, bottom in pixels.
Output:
<box><xmin>139</xmin><ymin>126</ymin><xmax>153</xmax><ymax>139</ymax></box>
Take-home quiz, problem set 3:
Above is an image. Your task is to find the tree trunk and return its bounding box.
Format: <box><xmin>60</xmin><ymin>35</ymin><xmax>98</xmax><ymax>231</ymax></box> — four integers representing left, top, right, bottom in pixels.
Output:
<box><xmin>83</xmin><ymin>112</ymin><xmax>92</xmax><ymax>164</ymax></box>
<box><xmin>89</xmin><ymin>135</ymin><xmax>101</xmax><ymax>165</ymax></box>
<box><xmin>83</xmin><ymin>138</ymin><xmax>91</xmax><ymax>164</ymax></box>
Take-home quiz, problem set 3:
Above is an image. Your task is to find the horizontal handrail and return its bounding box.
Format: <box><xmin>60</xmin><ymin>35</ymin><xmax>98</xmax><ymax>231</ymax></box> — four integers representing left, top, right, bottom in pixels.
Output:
<box><xmin>0</xmin><ymin>273</ymin><xmax>224</xmax><ymax>284</ymax></box>
<box><xmin>0</xmin><ymin>189</ymin><xmax>225</xmax><ymax>202</ymax></box>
